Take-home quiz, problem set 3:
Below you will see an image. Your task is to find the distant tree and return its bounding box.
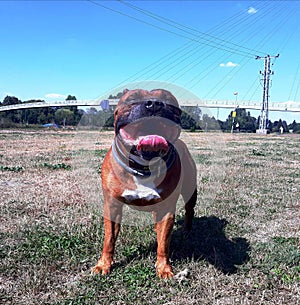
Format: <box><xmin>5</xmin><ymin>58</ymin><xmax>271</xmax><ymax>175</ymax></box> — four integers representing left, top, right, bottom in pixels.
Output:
<box><xmin>271</xmin><ymin>119</ymin><xmax>288</xmax><ymax>133</ymax></box>
<box><xmin>180</xmin><ymin>111</ymin><xmax>198</xmax><ymax>130</ymax></box>
<box><xmin>22</xmin><ymin>100</ymin><xmax>55</xmax><ymax>125</ymax></box>
<box><xmin>0</xmin><ymin>96</ymin><xmax>23</xmax><ymax>124</ymax></box>
<box><xmin>289</xmin><ymin>120</ymin><xmax>297</xmax><ymax>130</ymax></box>
<box><xmin>82</xmin><ymin>108</ymin><xmax>98</xmax><ymax>127</ymax></box>
<box><xmin>223</xmin><ymin>108</ymin><xmax>256</xmax><ymax>132</ymax></box>
<box><xmin>55</xmin><ymin>109</ymin><xmax>74</xmax><ymax>127</ymax></box>
<box><xmin>2</xmin><ymin>96</ymin><xmax>21</xmax><ymax>106</ymax></box>
<box><xmin>200</xmin><ymin>114</ymin><xmax>221</xmax><ymax>131</ymax></box>
<box><xmin>282</xmin><ymin>120</ymin><xmax>289</xmax><ymax>132</ymax></box>
<box><xmin>108</xmin><ymin>92</ymin><xmax>123</xmax><ymax>99</ymax></box>
<box><xmin>288</xmin><ymin>120</ymin><xmax>300</xmax><ymax>133</ymax></box>
<box><xmin>269</xmin><ymin>121</ymin><xmax>280</xmax><ymax>132</ymax></box>
<box><xmin>103</xmin><ymin>114</ymin><xmax>114</xmax><ymax>127</ymax></box>
<box><xmin>61</xmin><ymin>95</ymin><xmax>83</xmax><ymax>125</ymax></box>
<box><xmin>0</xmin><ymin>95</ymin><xmax>81</xmax><ymax>127</ymax></box>
<box><xmin>66</xmin><ymin>95</ymin><xmax>77</xmax><ymax>101</ymax></box>
<box><xmin>62</xmin><ymin>106</ymin><xmax>82</xmax><ymax>125</ymax></box>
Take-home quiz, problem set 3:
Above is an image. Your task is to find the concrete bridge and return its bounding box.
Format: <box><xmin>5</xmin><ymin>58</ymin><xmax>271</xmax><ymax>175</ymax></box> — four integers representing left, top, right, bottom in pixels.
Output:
<box><xmin>0</xmin><ymin>99</ymin><xmax>299</xmax><ymax>112</ymax></box>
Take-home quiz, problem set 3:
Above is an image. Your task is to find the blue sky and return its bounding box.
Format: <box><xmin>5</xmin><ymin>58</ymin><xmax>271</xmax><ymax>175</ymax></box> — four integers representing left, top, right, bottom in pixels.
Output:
<box><xmin>1</xmin><ymin>1</ymin><xmax>300</xmax><ymax>122</ymax></box>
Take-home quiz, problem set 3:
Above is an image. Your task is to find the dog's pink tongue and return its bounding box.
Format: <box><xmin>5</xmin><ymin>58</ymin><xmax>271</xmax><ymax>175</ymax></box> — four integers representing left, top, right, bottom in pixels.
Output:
<box><xmin>136</xmin><ymin>135</ymin><xmax>169</xmax><ymax>152</ymax></box>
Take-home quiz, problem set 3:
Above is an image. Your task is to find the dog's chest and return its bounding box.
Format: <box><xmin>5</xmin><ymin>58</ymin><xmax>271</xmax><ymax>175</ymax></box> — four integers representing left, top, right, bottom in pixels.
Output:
<box><xmin>122</xmin><ymin>176</ymin><xmax>161</xmax><ymax>202</ymax></box>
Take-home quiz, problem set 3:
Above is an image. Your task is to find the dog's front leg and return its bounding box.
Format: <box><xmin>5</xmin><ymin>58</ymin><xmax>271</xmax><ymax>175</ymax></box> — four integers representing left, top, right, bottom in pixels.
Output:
<box><xmin>92</xmin><ymin>218</ymin><xmax>121</xmax><ymax>275</ymax></box>
<box><xmin>154</xmin><ymin>213</ymin><xmax>175</xmax><ymax>279</ymax></box>
<box><xmin>93</xmin><ymin>199</ymin><xmax>122</xmax><ymax>275</ymax></box>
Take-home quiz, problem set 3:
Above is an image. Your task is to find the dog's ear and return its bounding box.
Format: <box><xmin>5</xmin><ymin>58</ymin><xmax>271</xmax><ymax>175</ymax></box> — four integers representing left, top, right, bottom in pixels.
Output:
<box><xmin>119</xmin><ymin>88</ymin><xmax>130</xmax><ymax>103</ymax></box>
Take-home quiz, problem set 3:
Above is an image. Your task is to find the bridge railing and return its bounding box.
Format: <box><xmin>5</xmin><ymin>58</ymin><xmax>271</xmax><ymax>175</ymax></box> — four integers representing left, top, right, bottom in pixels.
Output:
<box><xmin>0</xmin><ymin>99</ymin><xmax>299</xmax><ymax>112</ymax></box>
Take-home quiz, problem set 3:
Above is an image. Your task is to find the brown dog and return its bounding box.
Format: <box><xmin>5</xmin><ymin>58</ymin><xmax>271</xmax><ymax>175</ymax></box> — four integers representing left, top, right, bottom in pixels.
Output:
<box><xmin>92</xmin><ymin>89</ymin><xmax>197</xmax><ymax>278</ymax></box>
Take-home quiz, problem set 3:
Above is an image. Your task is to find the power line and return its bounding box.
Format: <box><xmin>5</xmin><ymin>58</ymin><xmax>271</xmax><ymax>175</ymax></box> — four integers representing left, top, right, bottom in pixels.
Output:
<box><xmin>87</xmin><ymin>0</ymin><xmax>299</xmax><ymax>106</ymax></box>
<box><xmin>87</xmin><ymin>0</ymin><xmax>261</xmax><ymax>58</ymax></box>
<box><xmin>196</xmin><ymin>2</ymin><xmax>295</xmax><ymax>100</ymax></box>
<box><xmin>288</xmin><ymin>61</ymin><xmax>300</xmax><ymax>101</ymax></box>
<box><xmin>143</xmin><ymin>1</ymin><xmax>292</xmax><ymax>96</ymax></box>
<box><xmin>163</xmin><ymin>3</ymin><xmax>276</xmax><ymax>88</ymax></box>
<box><xmin>240</xmin><ymin>76</ymin><xmax>261</xmax><ymax>102</ymax></box>
<box><xmin>119</xmin><ymin>0</ymin><xmax>265</xmax><ymax>57</ymax></box>
<box><xmin>293</xmin><ymin>79</ymin><xmax>300</xmax><ymax>102</ymax></box>
<box><xmin>203</xmin><ymin>56</ymin><xmax>253</xmax><ymax>100</ymax></box>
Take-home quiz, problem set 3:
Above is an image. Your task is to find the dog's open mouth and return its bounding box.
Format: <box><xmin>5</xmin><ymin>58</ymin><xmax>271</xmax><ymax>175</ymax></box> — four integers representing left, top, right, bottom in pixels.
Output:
<box><xmin>118</xmin><ymin>117</ymin><xmax>180</xmax><ymax>159</ymax></box>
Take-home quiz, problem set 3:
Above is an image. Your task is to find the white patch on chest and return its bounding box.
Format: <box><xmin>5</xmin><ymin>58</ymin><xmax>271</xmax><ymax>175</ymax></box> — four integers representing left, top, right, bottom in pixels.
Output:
<box><xmin>122</xmin><ymin>176</ymin><xmax>161</xmax><ymax>202</ymax></box>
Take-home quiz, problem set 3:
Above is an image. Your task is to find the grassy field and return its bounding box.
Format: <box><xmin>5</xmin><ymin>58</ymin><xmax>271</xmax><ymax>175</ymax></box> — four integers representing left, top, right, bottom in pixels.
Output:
<box><xmin>0</xmin><ymin>129</ymin><xmax>299</xmax><ymax>305</ymax></box>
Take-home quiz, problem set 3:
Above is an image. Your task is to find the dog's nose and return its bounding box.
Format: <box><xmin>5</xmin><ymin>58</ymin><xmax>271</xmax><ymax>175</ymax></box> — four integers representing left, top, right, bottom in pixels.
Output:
<box><xmin>144</xmin><ymin>100</ymin><xmax>164</xmax><ymax>113</ymax></box>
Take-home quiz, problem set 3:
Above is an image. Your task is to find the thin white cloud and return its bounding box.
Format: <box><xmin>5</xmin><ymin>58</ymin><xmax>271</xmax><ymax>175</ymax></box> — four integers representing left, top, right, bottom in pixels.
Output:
<box><xmin>219</xmin><ymin>61</ymin><xmax>239</xmax><ymax>68</ymax></box>
<box><xmin>248</xmin><ymin>7</ymin><xmax>258</xmax><ymax>14</ymax></box>
<box><xmin>45</xmin><ymin>93</ymin><xmax>67</xmax><ymax>100</ymax></box>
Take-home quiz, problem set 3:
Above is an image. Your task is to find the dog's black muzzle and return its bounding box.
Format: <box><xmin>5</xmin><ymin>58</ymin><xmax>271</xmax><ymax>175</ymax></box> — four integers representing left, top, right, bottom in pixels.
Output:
<box><xmin>115</xmin><ymin>99</ymin><xmax>182</xmax><ymax>135</ymax></box>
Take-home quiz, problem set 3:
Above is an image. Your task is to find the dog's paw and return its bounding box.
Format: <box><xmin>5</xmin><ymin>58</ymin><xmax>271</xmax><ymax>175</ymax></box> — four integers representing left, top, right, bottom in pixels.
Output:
<box><xmin>91</xmin><ymin>257</ymin><xmax>112</xmax><ymax>275</ymax></box>
<box><xmin>155</xmin><ymin>260</ymin><xmax>174</xmax><ymax>279</ymax></box>
<box><xmin>91</xmin><ymin>265</ymin><xmax>110</xmax><ymax>276</ymax></box>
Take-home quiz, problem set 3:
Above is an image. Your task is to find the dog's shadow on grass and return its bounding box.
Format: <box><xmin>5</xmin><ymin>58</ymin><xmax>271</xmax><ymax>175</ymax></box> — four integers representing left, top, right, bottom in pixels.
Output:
<box><xmin>171</xmin><ymin>216</ymin><xmax>251</xmax><ymax>274</ymax></box>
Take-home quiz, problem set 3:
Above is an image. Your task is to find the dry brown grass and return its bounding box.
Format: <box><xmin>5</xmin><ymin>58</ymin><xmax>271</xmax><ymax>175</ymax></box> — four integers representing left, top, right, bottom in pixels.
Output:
<box><xmin>0</xmin><ymin>129</ymin><xmax>299</xmax><ymax>305</ymax></box>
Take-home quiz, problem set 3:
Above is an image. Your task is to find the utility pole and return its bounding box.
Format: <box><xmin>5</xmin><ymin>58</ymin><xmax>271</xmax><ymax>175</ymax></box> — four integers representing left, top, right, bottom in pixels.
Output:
<box><xmin>255</xmin><ymin>54</ymin><xmax>279</xmax><ymax>134</ymax></box>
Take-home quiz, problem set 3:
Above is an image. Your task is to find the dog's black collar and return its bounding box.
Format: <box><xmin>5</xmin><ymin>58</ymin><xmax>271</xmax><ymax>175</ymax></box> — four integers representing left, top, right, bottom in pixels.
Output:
<box><xmin>112</xmin><ymin>137</ymin><xmax>177</xmax><ymax>177</ymax></box>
